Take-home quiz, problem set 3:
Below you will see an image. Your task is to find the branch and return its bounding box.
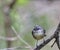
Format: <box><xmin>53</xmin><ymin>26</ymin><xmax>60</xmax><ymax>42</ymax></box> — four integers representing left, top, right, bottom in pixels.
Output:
<box><xmin>9</xmin><ymin>0</ymin><xmax>16</xmax><ymax>9</ymax></box>
<box><xmin>0</xmin><ymin>36</ymin><xmax>17</xmax><ymax>41</ymax></box>
<box><xmin>55</xmin><ymin>23</ymin><xmax>60</xmax><ymax>49</ymax></box>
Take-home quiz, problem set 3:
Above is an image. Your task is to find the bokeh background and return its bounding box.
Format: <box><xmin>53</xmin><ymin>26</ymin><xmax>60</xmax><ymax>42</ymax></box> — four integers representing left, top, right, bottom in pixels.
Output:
<box><xmin>0</xmin><ymin>0</ymin><xmax>60</xmax><ymax>50</ymax></box>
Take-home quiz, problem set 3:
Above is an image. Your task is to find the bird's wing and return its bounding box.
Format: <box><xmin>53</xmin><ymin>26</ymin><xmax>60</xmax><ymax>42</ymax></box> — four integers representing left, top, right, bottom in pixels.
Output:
<box><xmin>32</xmin><ymin>30</ymin><xmax>37</xmax><ymax>39</ymax></box>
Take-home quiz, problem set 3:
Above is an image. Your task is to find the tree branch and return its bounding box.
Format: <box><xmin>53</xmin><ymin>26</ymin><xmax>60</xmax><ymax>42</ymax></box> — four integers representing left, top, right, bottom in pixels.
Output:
<box><xmin>55</xmin><ymin>23</ymin><xmax>60</xmax><ymax>50</ymax></box>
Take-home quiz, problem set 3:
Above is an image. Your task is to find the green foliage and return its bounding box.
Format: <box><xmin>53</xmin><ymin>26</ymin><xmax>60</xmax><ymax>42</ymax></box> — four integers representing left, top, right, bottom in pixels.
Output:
<box><xmin>10</xmin><ymin>9</ymin><xmax>21</xmax><ymax>32</ymax></box>
<box><xmin>17</xmin><ymin>0</ymin><xmax>29</xmax><ymax>6</ymax></box>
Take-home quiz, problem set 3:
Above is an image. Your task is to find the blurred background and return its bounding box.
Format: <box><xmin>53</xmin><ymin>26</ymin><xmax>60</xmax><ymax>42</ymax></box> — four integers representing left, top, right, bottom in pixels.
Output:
<box><xmin>0</xmin><ymin>0</ymin><xmax>60</xmax><ymax>50</ymax></box>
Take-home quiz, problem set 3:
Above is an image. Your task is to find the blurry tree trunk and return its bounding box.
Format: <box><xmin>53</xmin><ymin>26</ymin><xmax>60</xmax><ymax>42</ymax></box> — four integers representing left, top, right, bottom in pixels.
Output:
<box><xmin>4</xmin><ymin>15</ymin><xmax>12</xmax><ymax>49</ymax></box>
<box><xmin>3</xmin><ymin>0</ymin><xmax>16</xmax><ymax>50</ymax></box>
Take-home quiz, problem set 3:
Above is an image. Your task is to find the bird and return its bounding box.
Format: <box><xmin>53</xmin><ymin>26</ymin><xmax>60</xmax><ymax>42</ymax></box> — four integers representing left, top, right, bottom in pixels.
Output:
<box><xmin>32</xmin><ymin>25</ymin><xmax>46</xmax><ymax>46</ymax></box>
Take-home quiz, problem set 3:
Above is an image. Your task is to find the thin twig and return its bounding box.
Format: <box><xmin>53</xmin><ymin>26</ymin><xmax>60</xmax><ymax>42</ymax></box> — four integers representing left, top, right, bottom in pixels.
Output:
<box><xmin>0</xmin><ymin>36</ymin><xmax>17</xmax><ymax>41</ymax></box>
<box><xmin>0</xmin><ymin>46</ymin><xmax>32</xmax><ymax>50</ymax></box>
<box><xmin>11</xmin><ymin>26</ymin><xmax>33</xmax><ymax>50</ymax></box>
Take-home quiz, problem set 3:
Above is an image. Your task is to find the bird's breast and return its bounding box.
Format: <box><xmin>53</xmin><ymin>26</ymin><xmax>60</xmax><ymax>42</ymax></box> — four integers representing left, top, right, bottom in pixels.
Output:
<box><xmin>33</xmin><ymin>32</ymin><xmax>44</xmax><ymax>40</ymax></box>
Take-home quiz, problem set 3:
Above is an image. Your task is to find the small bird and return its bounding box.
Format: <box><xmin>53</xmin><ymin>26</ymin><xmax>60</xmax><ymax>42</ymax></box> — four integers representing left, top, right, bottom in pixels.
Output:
<box><xmin>32</xmin><ymin>25</ymin><xmax>46</xmax><ymax>46</ymax></box>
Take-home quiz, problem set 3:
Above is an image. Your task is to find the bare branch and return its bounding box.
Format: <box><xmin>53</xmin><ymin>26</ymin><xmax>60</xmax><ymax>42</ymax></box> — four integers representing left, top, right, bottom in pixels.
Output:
<box><xmin>55</xmin><ymin>23</ymin><xmax>60</xmax><ymax>49</ymax></box>
<box><xmin>0</xmin><ymin>36</ymin><xmax>17</xmax><ymax>41</ymax></box>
